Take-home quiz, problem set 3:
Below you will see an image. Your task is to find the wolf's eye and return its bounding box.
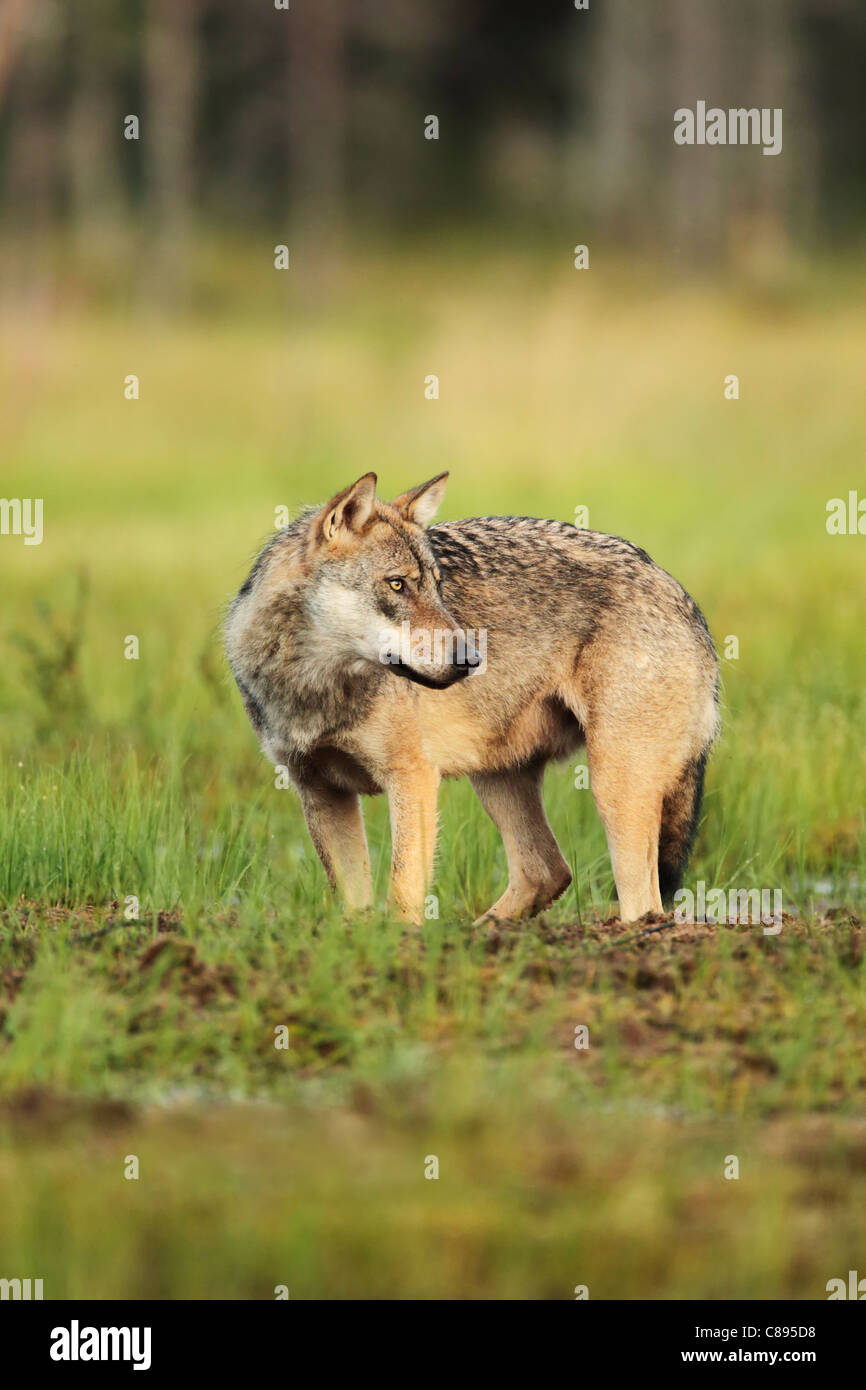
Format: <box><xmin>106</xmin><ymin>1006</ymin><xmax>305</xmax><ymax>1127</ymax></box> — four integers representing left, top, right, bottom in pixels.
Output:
<box><xmin>387</xmin><ymin>578</ymin><xmax>404</xmax><ymax>592</ymax></box>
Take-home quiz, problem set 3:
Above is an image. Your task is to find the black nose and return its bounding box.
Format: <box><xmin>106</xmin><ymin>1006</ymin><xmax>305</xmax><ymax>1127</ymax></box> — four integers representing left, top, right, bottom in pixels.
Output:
<box><xmin>452</xmin><ymin>642</ymin><xmax>481</xmax><ymax>675</ymax></box>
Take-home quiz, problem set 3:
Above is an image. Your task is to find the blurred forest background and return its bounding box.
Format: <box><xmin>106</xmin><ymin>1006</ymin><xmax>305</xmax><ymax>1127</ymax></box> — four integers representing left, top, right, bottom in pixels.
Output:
<box><xmin>1</xmin><ymin>0</ymin><xmax>866</xmax><ymax>303</ymax></box>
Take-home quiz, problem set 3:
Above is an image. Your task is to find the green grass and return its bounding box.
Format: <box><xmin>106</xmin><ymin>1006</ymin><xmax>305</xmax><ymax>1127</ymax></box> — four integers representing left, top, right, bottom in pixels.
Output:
<box><xmin>1</xmin><ymin>242</ymin><xmax>864</xmax><ymax>1297</ymax></box>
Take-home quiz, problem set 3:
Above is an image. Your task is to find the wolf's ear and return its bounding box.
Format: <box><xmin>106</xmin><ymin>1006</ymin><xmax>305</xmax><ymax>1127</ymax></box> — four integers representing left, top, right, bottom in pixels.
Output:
<box><xmin>391</xmin><ymin>472</ymin><xmax>448</xmax><ymax>528</ymax></box>
<box><xmin>319</xmin><ymin>473</ymin><xmax>378</xmax><ymax>541</ymax></box>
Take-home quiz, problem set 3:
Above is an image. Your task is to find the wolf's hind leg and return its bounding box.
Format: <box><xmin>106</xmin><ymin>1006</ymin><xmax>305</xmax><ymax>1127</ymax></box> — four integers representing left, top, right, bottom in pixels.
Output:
<box><xmin>585</xmin><ymin>741</ymin><xmax>664</xmax><ymax>922</ymax></box>
<box><xmin>471</xmin><ymin>761</ymin><xmax>572</xmax><ymax>923</ymax></box>
<box><xmin>296</xmin><ymin>781</ymin><xmax>373</xmax><ymax>912</ymax></box>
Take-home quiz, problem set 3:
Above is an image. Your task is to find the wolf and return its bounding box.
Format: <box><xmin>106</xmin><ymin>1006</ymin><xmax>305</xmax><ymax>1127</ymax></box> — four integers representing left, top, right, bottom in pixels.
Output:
<box><xmin>225</xmin><ymin>473</ymin><xmax>719</xmax><ymax>926</ymax></box>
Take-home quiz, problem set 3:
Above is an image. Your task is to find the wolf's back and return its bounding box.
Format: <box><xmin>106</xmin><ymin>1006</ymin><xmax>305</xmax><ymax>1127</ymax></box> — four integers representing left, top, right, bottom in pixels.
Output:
<box><xmin>428</xmin><ymin>516</ymin><xmax>715</xmax><ymax>658</ymax></box>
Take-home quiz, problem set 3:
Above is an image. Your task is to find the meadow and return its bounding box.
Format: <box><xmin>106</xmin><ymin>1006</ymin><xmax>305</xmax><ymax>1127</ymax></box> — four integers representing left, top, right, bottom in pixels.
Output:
<box><xmin>1</xmin><ymin>242</ymin><xmax>864</xmax><ymax>1297</ymax></box>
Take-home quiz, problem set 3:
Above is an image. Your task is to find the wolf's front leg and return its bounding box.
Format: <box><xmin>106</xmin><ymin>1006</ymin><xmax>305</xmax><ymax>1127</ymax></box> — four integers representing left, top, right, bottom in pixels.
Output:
<box><xmin>296</xmin><ymin>781</ymin><xmax>373</xmax><ymax>912</ymax></box>
<box><xmin>386</xmin><ymin>765</ymin><xmax>440</xmax><ymax>924</ymax></box>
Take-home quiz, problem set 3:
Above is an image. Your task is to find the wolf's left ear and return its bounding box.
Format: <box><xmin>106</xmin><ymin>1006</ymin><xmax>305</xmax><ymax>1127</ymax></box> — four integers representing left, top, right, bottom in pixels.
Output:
<box><xmin>391</xmin><ymin>472</ymin><xmax>448</xmax><ymax>528</ymax></box>
<box><xmin>319</xmin><ymin>473</ymin><xmax>377</xmax><ymax>541</ymax></box>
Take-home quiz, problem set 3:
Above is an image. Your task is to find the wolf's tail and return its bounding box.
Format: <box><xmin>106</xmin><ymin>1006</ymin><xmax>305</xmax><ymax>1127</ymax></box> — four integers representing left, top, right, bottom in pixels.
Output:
<box><xmin>658</xmin><ymin>750</ymin><xmax>708</xmax><ymax>903</ymax></box>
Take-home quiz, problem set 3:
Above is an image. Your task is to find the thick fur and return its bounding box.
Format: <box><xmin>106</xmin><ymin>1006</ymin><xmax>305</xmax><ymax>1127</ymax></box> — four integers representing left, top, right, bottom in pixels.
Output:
<box><xmin>225</xmin><ymin>474</ymin><xmax>719</xmax><ymax>925</ymax></box>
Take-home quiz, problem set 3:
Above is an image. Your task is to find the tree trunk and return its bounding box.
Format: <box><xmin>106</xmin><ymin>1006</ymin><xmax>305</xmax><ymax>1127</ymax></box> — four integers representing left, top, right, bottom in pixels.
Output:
<box><xmin>286</xmin><ymin>0</ymin><xmax>346</xmax><ymax>301</ymax></box>
<box><xmin>144</xmin><ymin>0</ymin><xmax>200</xmax><ymax>306</ymax></box>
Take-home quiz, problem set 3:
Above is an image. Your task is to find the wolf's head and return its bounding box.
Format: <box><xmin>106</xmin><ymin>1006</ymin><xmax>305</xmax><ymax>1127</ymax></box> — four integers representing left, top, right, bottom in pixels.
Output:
<box><xmin>303</xmin><ymin>472</ymin><xmax>478</xmax><ymax>689</ymax></box>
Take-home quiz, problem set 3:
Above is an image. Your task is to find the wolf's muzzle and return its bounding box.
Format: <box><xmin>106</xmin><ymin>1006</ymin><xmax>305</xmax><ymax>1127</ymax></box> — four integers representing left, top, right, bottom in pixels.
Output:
<box><xmin>392</xmin><ymin>660</ymin><xmax>469</xmax><ymax>690</ymax></box>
